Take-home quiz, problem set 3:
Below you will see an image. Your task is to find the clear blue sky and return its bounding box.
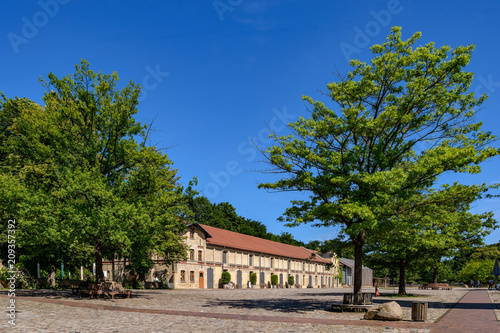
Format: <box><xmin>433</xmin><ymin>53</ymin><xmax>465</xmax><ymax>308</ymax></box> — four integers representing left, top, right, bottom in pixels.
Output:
<box><xmin>2</xmin><ymin>0</ymin><xmax>499</xmax><ymax>245</ymax></box>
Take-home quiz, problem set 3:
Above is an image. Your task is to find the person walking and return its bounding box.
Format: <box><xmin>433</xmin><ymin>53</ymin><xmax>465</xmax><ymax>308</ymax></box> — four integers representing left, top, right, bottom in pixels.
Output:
<box><xmin>470</xmin><ymin>279</ymin><xmax>475</xmax><ymax>288</ymax></box>
<box><xmin>476</xmin><ymin>279</ymin><xmax>480</xmax><ymax>288</ymax></box>
<box><xmin>489</xmin><ymin>279</ymin><xmax>494</xmax><ymax>290</ymax></box>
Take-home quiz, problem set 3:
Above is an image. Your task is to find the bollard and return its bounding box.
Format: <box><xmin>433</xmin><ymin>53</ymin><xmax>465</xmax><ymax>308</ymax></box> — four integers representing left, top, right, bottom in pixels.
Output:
<box><xmin>411</xmin><ymin>302</ymin><xmax>428</xmax><ymax>321</ymax></box>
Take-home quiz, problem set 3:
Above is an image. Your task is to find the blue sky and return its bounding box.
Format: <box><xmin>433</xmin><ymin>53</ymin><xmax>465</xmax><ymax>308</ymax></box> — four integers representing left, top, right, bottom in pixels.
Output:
<box><xmin>2</xmin><ymin>0</ymin><xmax>499</xmax><ymax>245</ymax></box>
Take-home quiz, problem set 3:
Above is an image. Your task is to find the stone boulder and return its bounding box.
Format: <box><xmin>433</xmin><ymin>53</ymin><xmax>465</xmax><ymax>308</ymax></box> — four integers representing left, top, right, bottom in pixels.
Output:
<box><xmin>364</xmin><ymin>301</ymin><xmax>403</xmax><ymax>321</ymax></box>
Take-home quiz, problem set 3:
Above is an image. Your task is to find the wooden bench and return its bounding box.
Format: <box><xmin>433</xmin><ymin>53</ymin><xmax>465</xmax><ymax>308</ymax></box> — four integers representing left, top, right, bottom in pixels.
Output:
<box><xmin>419</xmin><ymin>283</ymin><xmax>452</xmax><ymax>290</ymax></box>
<box><xmin>58</xmin><ymin>280</ymin><xmax>84</xmax><ymax>295</ymax></box>
<box><xmin>79</xmin><ymin>282</ymin><xmax>132</xmax><ymax>299</ymax></box>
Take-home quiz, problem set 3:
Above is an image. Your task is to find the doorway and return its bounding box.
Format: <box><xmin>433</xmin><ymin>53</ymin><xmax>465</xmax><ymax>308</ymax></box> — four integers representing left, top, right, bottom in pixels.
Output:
<box><xmin>199</xmin><ymin>271</ymin><xmax>204</xmax><ymax>289</ymax></box>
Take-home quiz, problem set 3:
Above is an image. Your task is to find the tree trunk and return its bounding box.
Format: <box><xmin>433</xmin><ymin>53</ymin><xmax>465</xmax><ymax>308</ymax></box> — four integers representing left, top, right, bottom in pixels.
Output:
<box><xmin>95</xmin><ymin>247</ymin><xmax>104</xmax><ymax>283</ymax></box>
<box><xmin>352</xmin><ymin>231</ymin><xmax>365</xmax><ymax>296</ymax></box>
<box><xmin>433</xmin><ymin>266</ymin><xmax>439</xmax><ymax>284</ymax></box>
<box><xmin>398</xmin><ymin>258</ymin><xmax>406</xmax><ymax>295</ymax></box>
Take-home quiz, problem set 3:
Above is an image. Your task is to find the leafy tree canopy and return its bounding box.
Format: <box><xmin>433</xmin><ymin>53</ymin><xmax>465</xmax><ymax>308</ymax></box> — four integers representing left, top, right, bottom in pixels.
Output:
<box><xmin>258</xmin><ymin>27</ymin><xmax>499</xmax><ymax>294</ymax></box>
<box><xmin>0</xmin><ymin>61</ymin><xmax>192</xmax><ymax>282</ymax></box>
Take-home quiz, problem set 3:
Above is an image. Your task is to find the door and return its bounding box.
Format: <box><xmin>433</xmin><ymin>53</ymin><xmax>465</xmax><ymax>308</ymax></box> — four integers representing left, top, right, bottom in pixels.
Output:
<box><xmin>237</xmin><ymin>270</ymin><xmax>242</xmax><ymax>288</ymax></box>
<box><xmin>199</xmin><ymin>271</ymin><xmax>204</xmax><ymax>289</ymax></box>
<box><xmin>279</xmin><ymin>274</ymin><xmax>283</xmax><ymax>285</ymax></box>
<box><xmin>207</xmin><ymin>268</ymin><xmax>214</xmax><ymax>289</ymax></box>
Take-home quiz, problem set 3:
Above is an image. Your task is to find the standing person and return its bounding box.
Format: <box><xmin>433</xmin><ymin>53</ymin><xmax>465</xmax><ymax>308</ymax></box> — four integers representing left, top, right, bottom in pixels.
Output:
<box><xmin>489</xmin><ymin>279</ymin><xmax>494</xmax><ymax>290</ymax></box>
<box><xmin>476</xmin><ymin>280</ymin><xmax>480</xmax><ymax>288</ymax></box>
<box><xmin>471</xmin><ymin>279</ymin><xmax>475</xmax><ymax>288</ymax></box>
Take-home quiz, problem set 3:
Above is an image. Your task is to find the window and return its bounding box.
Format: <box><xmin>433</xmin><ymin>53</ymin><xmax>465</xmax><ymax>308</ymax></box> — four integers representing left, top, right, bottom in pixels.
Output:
<box><xmin>270</xmin><ymin>258</ymin><xmax>274</xmax><ymax>268</ymax></box>
<box><xmin>190</xmin><ymin>229</ymin><xmax>194</xmax><ymax>239</ymax></box>
<box><xmin>198</xmin><ymin>250</ymin><xmax>203</xmax><ymax>261</ymax></box>
<box><xmin>302</xmin><ymin>262</ymin><xmax>305</xmax><ymax>271</ymax></box>
<box><xmin>180</xmin><ymin>270</ymin><xmax>186</xmax><ymax>282</ymax></box>
<box><xmin>223</xmin><ymin>251</ymin><xmax>227</xmax><ymax>264</ymax></box>
<box><xmin>249</xmin><ymin>255</ymin><xmax>253</xmax><ymax>266</ymax></box>
<box><xmin>288</xmin><ymin>260</ymin><xmax>291</xmax><ymax>270</ymax></box>
<box><xmin>190</xmin><ymin>249</ymin><xmax>194</xmax><ymax>260</ymax></box>
<box><xmin>190</xmin><ymin>271</ymin><xmax>195</xmax><ymax>282</ymax></box>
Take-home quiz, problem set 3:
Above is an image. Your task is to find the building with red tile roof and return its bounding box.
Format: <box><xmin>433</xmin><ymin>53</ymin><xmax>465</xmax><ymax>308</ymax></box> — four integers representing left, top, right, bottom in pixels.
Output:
<box><xmin>103</xmin><ymin>223</ymin><xmax>341</xmax><ymax>289</ymax></box>
<box><xmin>199</xmin><ymin>223</ymin><xmax>330</xmax><ymax>264</ymax></box>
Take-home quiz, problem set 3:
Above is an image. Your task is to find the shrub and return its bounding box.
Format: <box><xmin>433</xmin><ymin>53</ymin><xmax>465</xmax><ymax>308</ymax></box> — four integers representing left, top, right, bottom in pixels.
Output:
<box><xmin>221</xmin><ymin>271</ymin><xmax>231</xmax><ymax>285</ymax></box>
<box><xmin>288</xmin><ymin>275</ymin><xmax>294</xmax><ymax>286</ymax></box>
<box><xmin>250</xmin><ymin>272</ymin><xmax>257</xmax><ymax>285</ymax></box>
<box><xmin>0</xmin><ymin>265</ymin><xmax>36</xmax><ymax>289</ymax></box>
<box><xmin>271</xmin><ymin>274</ymin><xmax>278</xmax><ymax>286</ymax></box>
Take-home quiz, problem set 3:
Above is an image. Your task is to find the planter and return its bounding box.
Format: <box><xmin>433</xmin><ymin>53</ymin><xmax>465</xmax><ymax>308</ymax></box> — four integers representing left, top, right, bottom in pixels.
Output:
<box><xmin>343</xmin><ymin>293</ymin><xmax>373</xmax><ymax>305</ymax></box>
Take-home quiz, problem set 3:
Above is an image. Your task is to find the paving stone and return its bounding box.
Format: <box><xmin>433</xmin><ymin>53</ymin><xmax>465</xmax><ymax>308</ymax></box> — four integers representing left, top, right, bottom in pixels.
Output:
<box><xmin>0</xmin><ymin>287</ymin><xmax>493</xmax><ymax>332</ymax></box>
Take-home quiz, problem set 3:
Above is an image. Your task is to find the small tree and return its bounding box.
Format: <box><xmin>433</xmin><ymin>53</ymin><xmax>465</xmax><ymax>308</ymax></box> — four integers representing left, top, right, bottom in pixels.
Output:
<box><xmin>336</xmin><ymin>267</ymin><xmax>343</xmax><ymax>286</ymax></box>
<box><xmin>250</xmin><ymin>272</ymin><xmax>257</xmax><ymax>285</ymax></box>
<box><xmin>288</xmin><ymin>275</ymin><xmax>294</xmax><ymax>286</ymax></box>
<box><xmin>221</xmin><ymin>271</ymin><xmax>231</xmax><ymax>285</ymax></box>
<box><xmin>271</xmin><ymin>274</ymin><xmax>279</xmax><ymax>286</ymax></box>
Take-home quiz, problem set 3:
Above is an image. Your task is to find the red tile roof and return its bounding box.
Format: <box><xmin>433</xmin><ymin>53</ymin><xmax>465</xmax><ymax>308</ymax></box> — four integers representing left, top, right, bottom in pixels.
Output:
<box><xmin>196</xmin><ymin>224</ymin><xmax>329</xmax><ymax>264</ymax></box>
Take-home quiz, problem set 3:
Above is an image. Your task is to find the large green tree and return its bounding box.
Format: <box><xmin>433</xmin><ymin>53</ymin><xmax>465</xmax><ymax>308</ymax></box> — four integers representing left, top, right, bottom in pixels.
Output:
<box><xmin>258</xmin><ymin>27</ymin><xmax>498</xmax><ymax>296</ymax></box>
<box><xmin>366</xmin><ymin>183</ymin><xmax>496</xmax><ymax>294</ymax></box>
<box><xmin>0</xmin><ymin>61</ymin><xmax>191</xmax><ymax>283</ymax></box>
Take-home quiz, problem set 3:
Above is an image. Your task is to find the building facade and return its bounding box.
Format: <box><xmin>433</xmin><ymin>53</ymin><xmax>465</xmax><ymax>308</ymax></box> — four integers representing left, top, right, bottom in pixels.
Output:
<box><xmin>338</xmin><ymin>257</ymin><xmax>373</xmax><ymax>287</ymax></box>
<box><xmin>104</xmin><ymin>223</ymin><xmax>337</xmax><ymax>289</ymax></box>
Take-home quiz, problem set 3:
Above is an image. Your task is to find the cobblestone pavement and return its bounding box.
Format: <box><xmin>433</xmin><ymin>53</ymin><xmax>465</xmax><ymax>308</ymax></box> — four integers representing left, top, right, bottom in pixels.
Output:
<box><xmin>0</xmin><ymin>287</ymin><xmax>473</xmax><ymax>332</ymax></box>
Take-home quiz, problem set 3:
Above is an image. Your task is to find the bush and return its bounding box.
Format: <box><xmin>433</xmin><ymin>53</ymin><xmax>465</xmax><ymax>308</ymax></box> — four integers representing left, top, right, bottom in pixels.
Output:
<box><xmin>250</xmin><ymin>272</ymin><xmax>257</xmax><ymax>285</ymax></box>
<box><xmin>221</xmin><ymin>271</ymin><xmax>231</xmax><ymax>285</ymax></box>
<box><xmin>288</xmin><ymin>275</ymin><xmax>294</xmax><ymax>286</ymax></box>
<box><xmin>0</xmin><ymin>265</ymin><xmax>36</xmax><ymax>289</ymax></box>
<box><xmin>271</xmin><ymin>274</ymin><xmax>278</xmax><ymax>286</ymax></box>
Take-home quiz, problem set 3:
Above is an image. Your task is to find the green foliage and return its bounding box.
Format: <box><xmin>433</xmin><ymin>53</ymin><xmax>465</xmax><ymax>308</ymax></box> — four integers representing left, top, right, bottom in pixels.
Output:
<box><xmin>221</xmin><ymin>271</ymin><xmax>231</xmax><ymax>284</ymax></box>
<box><xmin>320</xmin><ymin>237</ymin><xmax>354</xmax><ymax>260</ymax></box>
<box><xmin>258</xmin><ymin>27</ymin><xmax>499</xmax><ymax>293</ymax></box>
<box><xmin>271</xmin><ymin>273</ymin><xmax>278</xmax><ymax>285</ymax></box>
<box><xmin>458</xmin><ymin>259</ymin><xmax>495</xmax><ymax>282</ymax></box>
<box><xmin>0</xmin><ymin>61</ymin><xmax>193</xmax><ymax>282</ymax></box>
<box><xmin>469</xmin><ymin>245</ymin><xmax>500</xmax><ymax>260</ymax></box>
<box><xmin>0</xmin><ymin>264</ymin><xmax>36</xmax><ymax>289</ymax></box>
<box><xmin>366</xmin><ymin>182</ymin><xmax>496</xmax><ymax>291</ymax></box>
<box><xmin>250</xmin><ymin>272</ymin><xmax>257</xmax><ymax>285</ymax></box>
<box><xmin>288</xmin><ymin>275</ymin><xmax>294</xmax><ymax>285</ymax></box>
